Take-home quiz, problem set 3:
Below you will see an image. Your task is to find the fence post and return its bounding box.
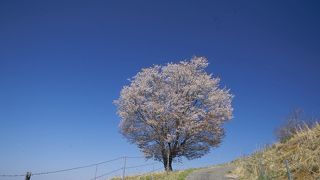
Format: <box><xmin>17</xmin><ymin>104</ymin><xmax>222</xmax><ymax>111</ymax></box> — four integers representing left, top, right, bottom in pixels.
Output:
<box><xmin>122</xmin><ymin>156</ymin><xmax>127</xmax><ymax>180</ymax></box>
<box><xmin>25</xmin><ymin>172</ymin><xmax>31</xmax><ymax>180</ymax></box>
<box><xmin>152</xmin><ymin>164</ymin><xmax>154</xmax><ymax>180</ymax></box>
<box><xmin>94</xmin><ymin>165</ymin><xmax>98</xmax><ymax>180</ymax></box>
<box><xmin>285</xmin><ymin>160</ymin><xmax>293</xmax><ymax>180</ymax></box>
<box><xmin>258</xmin><ymin>159</ymin><xmax>265</xmax><ymax>178</ymax></box>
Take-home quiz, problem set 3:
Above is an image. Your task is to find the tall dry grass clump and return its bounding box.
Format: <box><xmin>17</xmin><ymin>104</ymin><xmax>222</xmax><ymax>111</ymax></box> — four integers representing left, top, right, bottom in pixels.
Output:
<box><xmin>233</xmin><ymin>122</ymin><xmax>320</xmax><ymax>180</ymax></box>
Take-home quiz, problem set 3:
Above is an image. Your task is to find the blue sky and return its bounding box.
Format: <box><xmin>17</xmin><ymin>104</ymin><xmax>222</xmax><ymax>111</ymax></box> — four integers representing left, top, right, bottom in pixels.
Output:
<box><xmin>1</xmin><ymin>0</ymin><xmax>320</xmax><ymax>179</ymax></box>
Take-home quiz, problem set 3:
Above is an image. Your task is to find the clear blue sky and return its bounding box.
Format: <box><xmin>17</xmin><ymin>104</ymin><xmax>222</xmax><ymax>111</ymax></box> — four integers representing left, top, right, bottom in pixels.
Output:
<box><xmin>1</xmin><ymin>0</ymin><xmax>320</xmax><ymax>179</ymax></box>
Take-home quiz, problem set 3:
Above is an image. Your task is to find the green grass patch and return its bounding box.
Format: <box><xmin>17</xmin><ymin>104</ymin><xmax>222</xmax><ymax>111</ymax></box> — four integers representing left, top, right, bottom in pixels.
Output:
<box><xmin>111</xmin><ymin>168</ymin><xmax>196</xmax><ymax>180</ymax></box>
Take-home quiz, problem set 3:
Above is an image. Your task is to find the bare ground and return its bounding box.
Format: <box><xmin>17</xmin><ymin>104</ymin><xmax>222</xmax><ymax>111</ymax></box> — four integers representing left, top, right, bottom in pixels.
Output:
<box><xmin>186</xmin><ymin>164</ymin><xmax>238</xmax><ymax>180</ymax></box>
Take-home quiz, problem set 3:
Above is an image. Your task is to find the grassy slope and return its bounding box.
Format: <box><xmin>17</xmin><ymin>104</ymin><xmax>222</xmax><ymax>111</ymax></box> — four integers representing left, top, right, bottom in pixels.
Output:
<box><xmin>111</xmin><ymin>168</ymin><xmax>196</xmax><ymax>180</ymax></box>
<box><xmin>112</xmin><ymin>123</ymin><xmax>320</xmax><ymax>180</ymax></box>
<box><xmin>232</xmin><ymin>123</ymin><xmax>320</xmax><ymax>180</ymax></box>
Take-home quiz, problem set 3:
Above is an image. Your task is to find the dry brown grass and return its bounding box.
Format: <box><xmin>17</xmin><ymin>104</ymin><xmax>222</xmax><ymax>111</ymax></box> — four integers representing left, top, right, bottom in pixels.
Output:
<box><xmin>233</xmin><ymin>122</ymin><xmax>320</xmax><ymax>180</ymax></box>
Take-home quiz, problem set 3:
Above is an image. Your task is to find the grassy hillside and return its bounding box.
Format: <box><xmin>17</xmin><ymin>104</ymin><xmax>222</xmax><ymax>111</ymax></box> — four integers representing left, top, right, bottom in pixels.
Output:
<box><xmin>111</xmin><ymin>168</ymin><xmax>196</xmax><ymax>180</ymax></box>
<box><xmin>232</xmin><ymin>123</ymin><xmax>320</xmax><ymax>179</ymax></box>
<box><xmin>111</xmin><ymin>123</ymin><xmax>319</xmax><ymax>180</ymax></box>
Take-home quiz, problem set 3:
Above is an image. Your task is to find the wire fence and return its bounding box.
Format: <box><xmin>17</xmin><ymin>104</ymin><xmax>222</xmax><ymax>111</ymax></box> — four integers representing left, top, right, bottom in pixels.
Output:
<box><xmin>0</xmin><ymin>156</ymin><xmax>163</xmax><ymax>180</ymax></box>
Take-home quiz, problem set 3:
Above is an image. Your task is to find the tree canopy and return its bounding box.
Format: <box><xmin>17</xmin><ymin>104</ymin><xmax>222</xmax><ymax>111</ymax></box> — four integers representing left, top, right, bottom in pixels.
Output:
<box><xmin>115</xmin><ymin>57</ymin><xmax>233</xmax><ymax>171</ymax></box>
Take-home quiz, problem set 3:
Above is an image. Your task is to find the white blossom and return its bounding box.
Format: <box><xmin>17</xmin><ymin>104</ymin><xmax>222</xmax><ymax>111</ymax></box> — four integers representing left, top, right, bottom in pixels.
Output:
<box><xmin>114</xmin><ymin>57</ymin><xmax>233</xmax><ymax>171</ymax></box>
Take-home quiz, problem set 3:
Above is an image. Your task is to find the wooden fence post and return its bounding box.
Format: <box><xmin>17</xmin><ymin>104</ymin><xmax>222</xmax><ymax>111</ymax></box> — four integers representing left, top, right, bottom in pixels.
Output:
<box><xmin>122</xmin><ymin>156</ymin><xmax>126</xmax><ymax>180</ymax></box>
<box><xmin>25</xmin><ymin>172</ymin><xmax>31</xmax><ymax>180</ymax></box>
<box><xmin>285</xmin><ymin>160</ymin><xmax>293</xmax><ymax>180</ymax></box>
<box><xmin>152</xmin><ymin>164</ymin><xmax>154</xmax><ymax>180</ymax></box>
<box><xmin>94</xmin><ymin>165</ymin><xmax>98</xmax><ymax>180</ymax></box>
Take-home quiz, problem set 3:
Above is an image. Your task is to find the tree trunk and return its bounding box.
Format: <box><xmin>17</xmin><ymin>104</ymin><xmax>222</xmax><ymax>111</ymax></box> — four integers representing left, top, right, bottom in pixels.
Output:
<box><xmin>163</xmin><ymin>152</ymin><xmax>173</xmax><ymax>172</ymax></box>
<box><xmin>168</xmin><ymin>156</ymin><xmax>173</xmax><ymax>171</ymax></box>
<box><xmin>163</xmin><ymin>160</ymin><xmax>173</xmax><ymax>171</ymax></box>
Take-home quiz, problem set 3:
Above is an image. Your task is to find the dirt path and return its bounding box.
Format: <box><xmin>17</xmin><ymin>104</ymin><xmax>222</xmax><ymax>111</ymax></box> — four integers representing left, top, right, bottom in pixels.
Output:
<box><xmin>186</xmin><ymin>164</ymin><xmax>238</xmax><ymax>180</ymax></box>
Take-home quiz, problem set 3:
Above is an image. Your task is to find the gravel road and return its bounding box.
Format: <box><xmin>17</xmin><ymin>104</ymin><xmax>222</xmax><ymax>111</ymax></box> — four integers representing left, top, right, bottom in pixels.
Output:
<box><xmin>186</xmin><ymin>164</ymin><xmax>238</xmax><ymax>180</ymax></box>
